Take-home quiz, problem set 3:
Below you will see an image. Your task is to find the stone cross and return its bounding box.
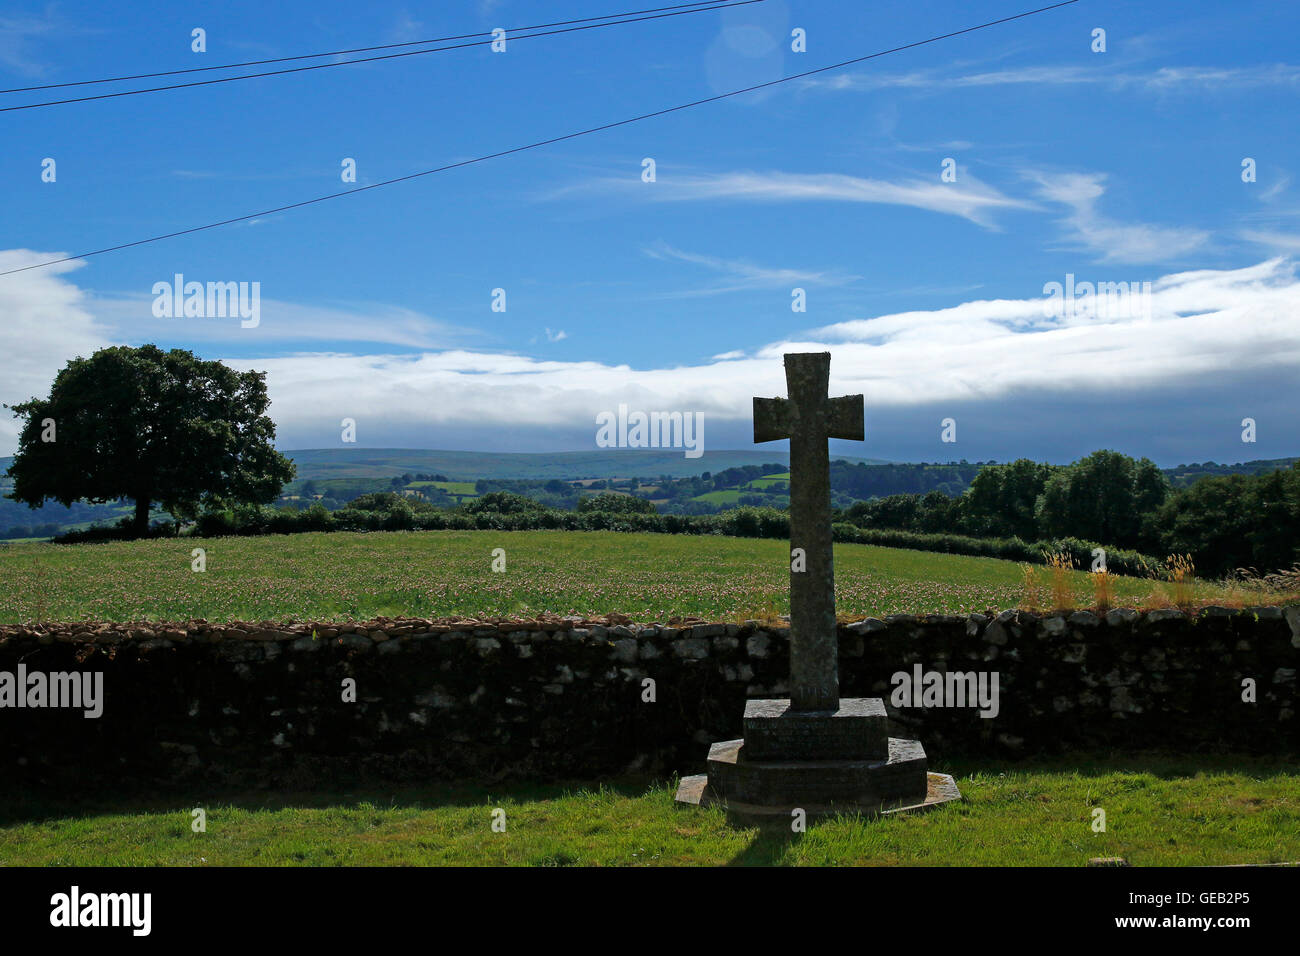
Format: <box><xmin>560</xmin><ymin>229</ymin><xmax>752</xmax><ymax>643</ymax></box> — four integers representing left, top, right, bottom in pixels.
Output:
<box><xmin>754</xmin><ymin>352</ymin><xmax>864</xmax><ymax>712</ymax></box>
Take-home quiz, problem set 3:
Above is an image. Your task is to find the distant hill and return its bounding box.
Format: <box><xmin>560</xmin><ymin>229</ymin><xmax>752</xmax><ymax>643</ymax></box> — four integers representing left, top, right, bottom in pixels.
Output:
<box><xmin>1</xmin><ymin>450</ymin><xmax>1297</xmax><ymax>541</ymax></box>
<box><xmin>8</xmin><ymin>450</ymin><xmax>1297</xmax><ymax>486</ymax></box>
<box><xmin>278</xmin><ymin>448</ymin><xmax>890</xmax><ymax>481</ymax></box>
<box><xmin>1164</xmin><ymin>458</ymin><xmax>1300</xmax><ymax>488</ymax></box>
<box><xmin>277</xmin><ymin>448</ymin><xmax>1300</xmax><ymax>488</ymax></box>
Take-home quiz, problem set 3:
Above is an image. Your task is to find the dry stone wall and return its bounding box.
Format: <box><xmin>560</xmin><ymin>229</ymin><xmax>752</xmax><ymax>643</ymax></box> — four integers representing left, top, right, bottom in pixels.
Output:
<box><xmin>3</xmin><ymin>606</ymin><xmax>1297</xmax><ymax>791</ymax></box>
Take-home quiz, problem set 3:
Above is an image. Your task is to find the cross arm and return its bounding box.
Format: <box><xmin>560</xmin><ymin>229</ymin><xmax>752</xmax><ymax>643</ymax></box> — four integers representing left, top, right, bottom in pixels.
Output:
<box><xmin>753</xmin><ymin>397</ymin><xmax>791</xmax><ymax>443</ymax></box>
<box><xmin>826</xmin><ymin>394</ymin><xmax>865</xmax><ymax>441</ymax></box>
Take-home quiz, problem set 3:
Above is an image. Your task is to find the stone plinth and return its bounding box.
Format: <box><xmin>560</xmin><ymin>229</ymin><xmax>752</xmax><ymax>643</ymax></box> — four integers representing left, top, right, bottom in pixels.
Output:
<box><xmin>707</xmin><ymin>736</ymin><xmax>926</xmax><ymax>805</ymax></box>
<box><xmin>742</xmin><ymin>697</ymin><xmax>887</xmax><ymax>761</ymax></box>
<box><xmin>674</xmin><ymin>695</ymin><xmax>961</xmax><ymax>823</ymax></box>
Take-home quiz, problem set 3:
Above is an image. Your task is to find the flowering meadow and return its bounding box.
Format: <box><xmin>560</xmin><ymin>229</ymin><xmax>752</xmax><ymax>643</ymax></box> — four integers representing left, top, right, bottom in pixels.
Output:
<box><xmin>0</xmin><ymin>529</ymin><xmax>1243</xmax><ymax>624</ymax></box>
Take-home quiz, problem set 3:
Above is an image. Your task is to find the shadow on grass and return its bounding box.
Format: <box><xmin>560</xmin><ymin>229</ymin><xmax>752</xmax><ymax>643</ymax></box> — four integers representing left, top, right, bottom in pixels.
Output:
<box><xmin>936</xmin><ymin>751</ymin><xmax>1300</xmax><ymax>783</ymax></box>
<box><xmin>726</xmin><ymin>826</ymin><xmax>802</xmax><ymax>866</ymax></box>
<box><xmin>3</xmin><ymin>752</ymin><xmax>1296</xmax><ymax>831</ymax></box>
<box><xmin>0</xmin><ymin>776</ymin><xmax>657</xmax><ymax>828</ymax></box>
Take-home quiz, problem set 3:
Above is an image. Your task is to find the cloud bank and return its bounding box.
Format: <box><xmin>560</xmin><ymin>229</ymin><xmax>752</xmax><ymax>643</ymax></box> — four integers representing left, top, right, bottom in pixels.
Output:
<box><xmin>2</xmin><ymin>253</ymin><xmax>1297</xmax><ymax>461</ymax></box>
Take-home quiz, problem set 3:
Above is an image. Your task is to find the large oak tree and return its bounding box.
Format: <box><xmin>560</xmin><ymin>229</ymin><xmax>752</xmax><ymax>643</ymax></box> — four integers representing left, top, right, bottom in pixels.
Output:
<box><xmin>5</xmin><ymin>344</ymin><xmax>295</xmax><ymax>535</ymax></box>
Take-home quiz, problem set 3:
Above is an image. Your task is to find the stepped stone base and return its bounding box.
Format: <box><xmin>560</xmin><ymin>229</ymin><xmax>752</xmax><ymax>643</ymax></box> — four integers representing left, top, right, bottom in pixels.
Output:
<box><xmin>674</xmin><ymin>769</ymin><xmax>961</xmax><ymax>824</ymax></box>
<box><xmin>674</xmin><ymin>697</ymin><xmax>961</xmax><ymax>824</ymax></box>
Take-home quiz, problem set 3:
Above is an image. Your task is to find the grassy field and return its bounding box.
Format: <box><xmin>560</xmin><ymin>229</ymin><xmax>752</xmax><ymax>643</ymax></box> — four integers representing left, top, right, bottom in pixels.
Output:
<box><xmin>1</xmin><ymin>755</ymin><xmax>1295</xmax><ymax>866</ymax></box>
<box><xmin>690</xmin><ymin>472</ymin><xmax>790</xmax><ymax>504</ymax></box>
<box><xmin>0</xmin><ymin>529</ymin><xmax>1252</xmax><ymax>624</ymax></box>
<box><xmin>2</xmin><ymin>531</ymin><xmax>1292</xmax><ymax>868</ymax></box>
<box><xmin>406</xmin><ymin>480</ymin><xmax>478</xmax><ymax>496</ymax></box>
<box><xmin>691</xmin><ymin>489</ymin><xmax>745</xmax><ymax>504</ymax></box>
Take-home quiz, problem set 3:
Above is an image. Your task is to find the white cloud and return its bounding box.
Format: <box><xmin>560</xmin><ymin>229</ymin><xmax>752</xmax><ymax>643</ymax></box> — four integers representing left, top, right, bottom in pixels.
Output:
<box><xmin>0</xmin><ymin>10</ymin><xmax>62</xmax><ymax>78</ymax></box>
<box><xmin>86</xmin><ymin>293</ymin><xmax>476</xmax><ymax>350</ymax></box>
<box><xmin>558</xmin><ymin>166</ymin><xmax>1207</xmax><ymax>264</ymax></box>
<box><xmin>1241</xmin><ymin>229</ymin><xmax>1300</xmax><ymax>253</ymax></box>
<box><xmin>808</xmin><ymin>63</ymin><xmax>1300</xmax><ymax>95</ymax></box>
<box><xmin>804</xmin><ymin>258</ymin><xmax>1300</xmax><ymax>404</ymax></box>
<box><xmin>5</xmin><ymin>252</ymin><xmax>1299</xmax><ymax>455</ymax></box>
<box><xmin>643</xmin><ymin>241</ymin><xmax>858</xmax><ymax>297</ymax></box>
<box><xmin>0</xmin><ymin>251</ymin><xmax>117</xmax><ymax>448</ymax></box>
<box><xmin>1031</xmin><ymin>172</ymin><xmax>1209</xmax><ymax>263</ymax></box>
<box><xmin>1137</xmin><ymin>64</ymin><xmax>1300</xmax><ymax>92</ymax></box>
<box><xmin>1259</xmin><ymin>174</ymin><xmax>1291</xmax><ymax>203</ymax></box>
<box><xmin>227</xmin><ymin>259</ymin><xmax>1300</xmax><ymax>444</ymax></box>
<box><xmin>550</xmin><ymin>169</ymin><xmax>1038</xmax><ymax>229</ymax></box>
<box><xmin>389</xmin><ymin>11</ymin><xmax>425</xmax><ymax>43</ymax></box>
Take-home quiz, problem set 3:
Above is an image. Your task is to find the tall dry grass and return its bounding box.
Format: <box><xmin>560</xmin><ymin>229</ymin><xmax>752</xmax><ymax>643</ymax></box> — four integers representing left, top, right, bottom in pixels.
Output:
<box><xmin>1019</xmin><ymin>563</ymin><xmax>1046</xmax><ymax>613</ymax></box>
<box><xmin>735</xmin><ymin>596</ymin><xmax>784</xmax><ymax>626</ymax></box>
<box><xmin>1165</xmin><ymin>553</ymin><xmax>1196</xmax><ymax>612</ymax></box>
<box><xmin>1220</xmin><ymin>564</ymin><xmax>1300</xmax><ymax>608</ymax></box>
<box><xmin>1045</xmin><ymin>551</ymin><xmax>1075</xmax><ymax>610</ymax></box>
<box><xmin>1091</xmin><ymin>568</ymin><xmax>1115</xmax><ymax>614</ymax></box>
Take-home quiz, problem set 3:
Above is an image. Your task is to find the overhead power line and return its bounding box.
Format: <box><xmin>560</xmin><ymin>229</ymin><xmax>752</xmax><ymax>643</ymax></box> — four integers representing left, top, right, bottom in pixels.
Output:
<box><xmin>0</xmin><ymin>0</ymin><xmax>1080</xmax><ymax>279</ymax></box>
<box><xmin>0</xmin><ymin>0</ymin><xmax>748</xmax><ymax>94</ymax></box>
<box><xmin>0</xmin><ymin>0</ymin><xmax>764</xmax><ymax>113</ymax></box>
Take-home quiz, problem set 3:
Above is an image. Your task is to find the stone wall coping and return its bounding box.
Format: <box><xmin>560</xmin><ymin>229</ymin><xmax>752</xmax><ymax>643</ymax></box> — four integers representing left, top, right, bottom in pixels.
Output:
<box><xmin>2</xmin><ymin>604</ymin><xmax>1296</xmax><ymax>649</ymax></box>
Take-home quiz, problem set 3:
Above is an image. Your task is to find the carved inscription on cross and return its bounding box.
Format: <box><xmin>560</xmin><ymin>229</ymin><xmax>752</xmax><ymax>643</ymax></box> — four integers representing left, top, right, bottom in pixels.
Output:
<box><xmin>754</xmin><ymin>352</ymin><xmax>864</xmax><ymax>712</ymax></box>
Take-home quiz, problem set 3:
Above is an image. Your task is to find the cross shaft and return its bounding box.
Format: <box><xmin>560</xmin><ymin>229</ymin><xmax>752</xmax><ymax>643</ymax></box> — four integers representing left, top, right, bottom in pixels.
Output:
<box><xmin>753</xmin><ymin>352</ymin><xmax>864</xmax><ymax>711</ymax></box>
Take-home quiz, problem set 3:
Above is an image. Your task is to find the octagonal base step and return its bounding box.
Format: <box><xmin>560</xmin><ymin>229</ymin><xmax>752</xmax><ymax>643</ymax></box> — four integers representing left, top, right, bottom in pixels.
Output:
<box><xmin>674</xmin><ymin>770</ymin><xmax>962</xmax><ymax>825</ymax></box>
<box><xmin>706</xmin><ymin>736</ymin><xmax>929</xmax><ymax>806</ymax></box>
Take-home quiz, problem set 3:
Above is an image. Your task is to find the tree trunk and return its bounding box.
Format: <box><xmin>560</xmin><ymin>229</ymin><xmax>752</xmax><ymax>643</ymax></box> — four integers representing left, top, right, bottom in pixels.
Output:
<box><xmin>133</xmin><ymin>496</ymin><xmax>151</xmax><ymax>536</ymax></box>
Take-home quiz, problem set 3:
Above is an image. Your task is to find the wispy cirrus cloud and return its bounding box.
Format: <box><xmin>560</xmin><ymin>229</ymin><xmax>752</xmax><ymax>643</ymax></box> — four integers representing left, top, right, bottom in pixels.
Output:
<box><xmin>84</xmin><ymin>292</ymin><xmax>478</xmax><ymax>351</ymax></box>
<box><xmin>807</xmin><ymin>63</ymin><xmax>1300</xmax><ymax>95</ymax></box>
<box><xmin>0</xmin><ymin>9</ymin><xmax>63</xmax><ymax>78</ymax></box>
<box><xmin>551</xmin><ymin>169</ymin><xmax>1038</xmax><ymax>228</ymax></box>
<box><xmin>1240</xmin><ymin>230</ymin><xmax>1300</xmax><ymax>253</ymax></box>
<box><xmin>1031</xmin><ymin>171</ymin><xmax>1209</xmax><ymax>263</ymax></box>
<box><xmin>1259</xmin><ymin>174</ymin><xmax>1291</xmax><ymax>203</ymax></box>
<box><xmin>389</xmin><ymin>10</ymin><xmax>426</xmax><ymax>43</ymax></box>
<box><xmin>643</xmin><ymin>241</ymin><xmax>858</xmax><ymax>297</ymax></box>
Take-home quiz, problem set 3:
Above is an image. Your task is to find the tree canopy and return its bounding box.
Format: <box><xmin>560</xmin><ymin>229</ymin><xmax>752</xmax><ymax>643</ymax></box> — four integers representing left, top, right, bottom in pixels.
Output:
<box><xmin>577</xmin><ymin>492</ymin><xmax>657</xmax><ymax>515</ymax></box>
<box><xmin>1034</xmin><ymin>450</ymin><xmax>1169</xmax><ymax>550</ymax></box>
<box><xmin>5</xmin><ymin>344</ymin><xmax>295</xmax><ymax>534</ymax></box>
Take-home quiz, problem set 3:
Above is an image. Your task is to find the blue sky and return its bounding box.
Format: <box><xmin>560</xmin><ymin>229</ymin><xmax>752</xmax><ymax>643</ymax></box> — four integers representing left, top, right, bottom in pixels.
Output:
<box><xmin>3</xmin><ymin>0</ymin><xmax>1299</xmax><ymax>466</ymax></box>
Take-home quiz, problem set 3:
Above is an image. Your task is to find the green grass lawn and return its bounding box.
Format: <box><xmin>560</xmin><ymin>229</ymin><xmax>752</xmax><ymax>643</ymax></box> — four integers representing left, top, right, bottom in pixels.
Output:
<box><xmin>0</xmin><ymin>529</ymin><xmax>1245</xmax><ymax>624</ymax></box>
<box><xmin>2</xmin><ymin>756</ymin><xmax>1295</xmax><ymax>866</ymax></box>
